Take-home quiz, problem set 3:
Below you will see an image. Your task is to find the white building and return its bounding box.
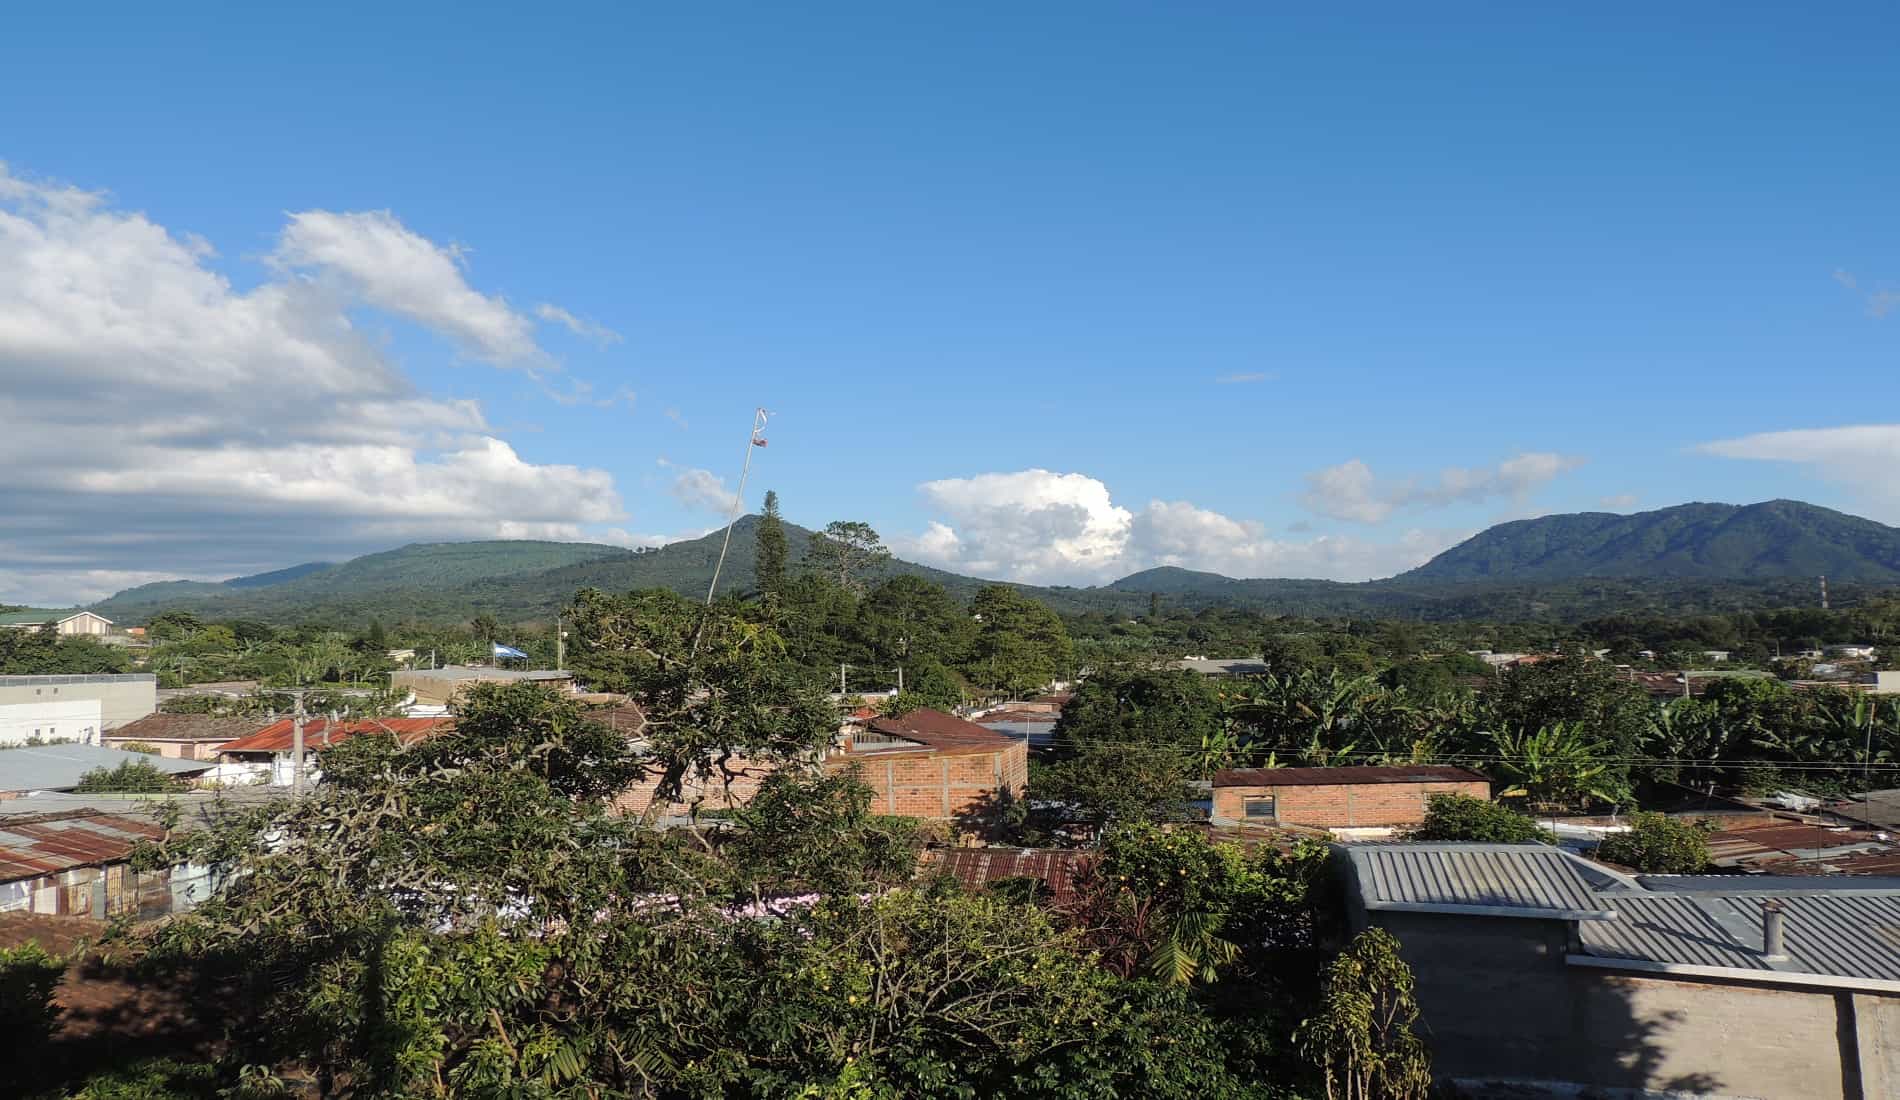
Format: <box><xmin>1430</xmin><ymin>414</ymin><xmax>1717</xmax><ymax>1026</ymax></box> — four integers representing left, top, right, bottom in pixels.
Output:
<box><xmin>0</xmin><ymin>674</ymin><xmax>157</xmax><ymax>738</ymax></box>
<box><xmin>0</xmin><ymin>610</ymin><xmax>114</xmax><ymax>636</ymax></box>
<box><xmin>0</xmin><ymin>698</ymin><xmax>103</xmax><ymax>746</ymax></box>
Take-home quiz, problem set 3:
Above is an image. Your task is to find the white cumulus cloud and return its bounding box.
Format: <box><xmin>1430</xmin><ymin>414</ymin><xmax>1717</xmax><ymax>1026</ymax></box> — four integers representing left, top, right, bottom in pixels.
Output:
<box><xmin>898</xmin><ymin>469</ymin><xmax>1462</xmax><ymax>584</ymax></box>
<box><xmin>0</xmin><ymin>164</ymin><xmax>630</xmax><ymax>603</ymax></box>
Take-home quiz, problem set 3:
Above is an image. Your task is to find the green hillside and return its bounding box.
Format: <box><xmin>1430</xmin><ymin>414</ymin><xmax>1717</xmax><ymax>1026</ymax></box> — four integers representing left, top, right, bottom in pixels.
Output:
<box><xmin>88</xmin><ymin>501</ymin><xmax>1900</xmax><ymax>627</ymax></box>
<box><xmin>1403</xmin><ymin>500</ymin><xmax>1900</xmax><ymax>583</ymax></box>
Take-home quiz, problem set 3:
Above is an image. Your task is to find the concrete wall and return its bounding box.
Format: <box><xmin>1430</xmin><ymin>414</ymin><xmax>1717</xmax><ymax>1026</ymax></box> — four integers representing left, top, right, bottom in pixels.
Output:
<box><xmin>0</xmin><ymin>699</ymin><xmax>103</xmax><ymax>746</ymax></box>
<box><xmin>1369</xmin><ymin>908</ymin><xmax>1895</xmax><ymax>1099</ymax></box>
<box><xmin>0</xmin><ymin>675</ymin><xmax>156</xmax><ymax>730</ymax></box>
<box><xmin>1214</xmin><ymin>779</ymin><xmax>1488</xmax><ymax>828</ymax></box>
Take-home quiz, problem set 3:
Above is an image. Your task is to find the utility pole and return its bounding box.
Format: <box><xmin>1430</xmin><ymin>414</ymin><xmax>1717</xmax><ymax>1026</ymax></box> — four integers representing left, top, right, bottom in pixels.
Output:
<box><xmin>840</xmin><ymin>663</ymin><xmax>849</xmax><ymax>695</ymax></box>
<box><xmin>1822</xmin><ymin>575</ymin><xmax>1830</xmax><ymax>611</ymax></box>
<box><xmin>290</xmin><ymin>687</ymin><xmax>306</xmax><ymax>796</ymax></box>
<box><xmin>896</xmin><ymin>665</ymin><xmax>904</xmax><ymax>694</ymax></box>
<box><xmin>556</xmin><ymin>613</ymin><xmax>565</xmax><ymax>672</ymax></box>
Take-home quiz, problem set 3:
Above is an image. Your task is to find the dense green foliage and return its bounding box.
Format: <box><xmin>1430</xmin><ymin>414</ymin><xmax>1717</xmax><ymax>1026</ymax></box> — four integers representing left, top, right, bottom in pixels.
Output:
<box><xmin>122</xmin><ymin>667</ymin><xmax>1361</xmax><ymax>1098</ymax></box>
<box><xmin>0</xmin><ymin>628</ymin><xmax>131</xmax><ymax>674</ymax></box>
<box><xmin>74</xmin><ymin>759</ymin><xmax>180</xmax><ymax>793</ymax></box>
<box><xmin>0</xmin><ymin>943</ymin><xmax>65</xmax><ymax>1061</ymax></box>
<box><xmin>1595</xmin><ymin>812</ymin><xmax>1715</xmax><ymax>874</ymax></box>
<box><xmin>1410</xmin><ymin>794</ymin><xmax>1552</xmax><ymax>844</ymax></box>
<box><xmin>1053</xmin><ymin>668</ymin><xmax>1227</xmax><ymax>751</ymax></box>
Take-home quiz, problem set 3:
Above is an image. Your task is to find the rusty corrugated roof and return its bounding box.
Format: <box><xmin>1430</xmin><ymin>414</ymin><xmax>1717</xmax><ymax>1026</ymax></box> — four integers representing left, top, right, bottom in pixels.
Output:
<box><xmin>218</xmin><ymin>717</ymin><xmax>452</xmax><ymax>753</ymax></box>
<box><xmin>858</xmin><ymin>709</ymin><xmax>1019</xmax><ymax>755</ymax></box>
<box><xmin>0</xmin><ymin>811</ymin><xmax>164</xmax><ymax>882</ymax></box>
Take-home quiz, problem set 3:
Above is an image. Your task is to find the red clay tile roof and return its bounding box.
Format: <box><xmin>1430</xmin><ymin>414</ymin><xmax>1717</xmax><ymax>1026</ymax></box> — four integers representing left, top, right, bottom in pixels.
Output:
<box><xmin>861</xmin><ymin>709</ymin><xmax>1020</xmax><ymax>755</ymax></box>
<box><xmin>1213</xmin><ymin>765</ymin><xmax>1489</xmax><ymax>788</ymax></box>
<box><xmin>218</xmin><ymin>717</ymin><xmax>452</xmax><ymax>753</ymax></box>
<box><xmin>0</xmin><ymin>811</ymin><xmax>164</xmax><ymax>882</ymax></box>
<box><xmin>109</xmin><ymin>713</ymin><xmax>268</xmax><ymax>743</ymax></box>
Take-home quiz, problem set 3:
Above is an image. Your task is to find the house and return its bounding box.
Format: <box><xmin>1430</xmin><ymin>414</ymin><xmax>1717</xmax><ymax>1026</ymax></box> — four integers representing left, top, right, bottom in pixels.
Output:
<box><xmin>390</xmin><ymin>665</ymin><xmax>575</xmax><ymax>708</ymax></box>
<box><xmin>0</xmin><ymin>808</ymin><xmax>217</xmax><ymax>918</ymax></box>
<box><xmin>609</xmin><ymin>708</ymin><xmax>1031</xmax><ymax>827</ymax></box>
<box><xmin>102</xmin><ymin>713</ymin><xmax>270</xmax><ymax>761</ymax></box>
<box><xmin>0</xmin><ymin>609</ymin><xmax>114</xmax><ymax>636</ymax></box>
<box><xmin>0</xmin><ymin>743</ymin><xmax>216</xmax><ymax>796</ymax></box>
<box><xmin>217</xmin><ymin>717</ymin><xmax>453</xmax><ymax>786</ymax></box>
<box><xmin>1336</xmin><ymin>842</ymin><xmax>1900</xmax><ymax>1098</ymax></box>
<box><xmin>0</xmin><ymin>674</ymin><xmax>158</xmax><ymax>743</ymax></box>
<box><xmin>824</xmin><ymin>708</ymin><xmax>1029</xmax><ymax>823</ymax></box>
<box><xmin>1701</xmin><ymin>649</ymin><xmax>1731</xmax><ymax>662</ymax></box>
<box><xmin>1829</xmin><ymin>644</ymin><xmax>1879</xmax><ymax>661</ymax></box>
<box><xmin>1211</xmin><ymin>765</ymin><xmax>1489</xmax><ymax>831</ymax></box>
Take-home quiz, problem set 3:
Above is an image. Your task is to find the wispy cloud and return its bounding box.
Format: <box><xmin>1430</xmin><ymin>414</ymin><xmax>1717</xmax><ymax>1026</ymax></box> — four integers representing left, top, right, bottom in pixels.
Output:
<box><xmin>1215</xmin><ymin>372</ymin><xmax>1275</xmax><ymax>384</ymax></box>
<box><xmin>534</xmin><ymin>303</ymin><xmax>622</xmax><ymax>346</ymax></box>
<box><xmin>664</xmin><ymin>407</ymin><xmax>689</xmax><ymax>430</ymax></box>
<box><xmin>1300</xmin><ymin>452</ymin><xmax>1585</xmax><ymax>524</ymax></box>
<box><xmin>1699</xmin><ymin>424</ymin><xmax>1900</xmax><ymax>520</ymax></box>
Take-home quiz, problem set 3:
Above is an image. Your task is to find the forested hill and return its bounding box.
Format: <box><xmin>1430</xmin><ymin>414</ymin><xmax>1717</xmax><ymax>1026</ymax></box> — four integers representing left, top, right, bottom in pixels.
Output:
<box><xmin>90</xmin><ymin>502</ymin><xmax>1900</xmax><ymax>626</ymax></box>
<box><xmin>1401</xmin><ymin>500</ymin><xmax>1900</xmax><ymax>583</ymax></box>
<box><xmin>91</xmin><ymin>518</ymin><xmax>992</xmax><ymax>625</ymax></box>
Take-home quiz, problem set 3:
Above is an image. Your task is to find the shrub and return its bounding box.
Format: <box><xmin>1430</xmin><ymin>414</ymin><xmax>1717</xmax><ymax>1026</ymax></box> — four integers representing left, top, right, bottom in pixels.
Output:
<box><xmin>1411</xmin><ymin>793</ymin><xmax>1551</xmax><ymax>843</ymax></box>
<box><xmin>1595</xmin><ymin>812</ymin><xmax>1714</xmax><ymax>874</ymax></box>
<box><xmin>74</xmin><ymin>759</ymin><xmax>178</xmax><ymax>793</ymax></box>
<box><xmin>0</xmin><ymin>942</ymin><xmax>66</xmax><ymax>1058</ymax></box>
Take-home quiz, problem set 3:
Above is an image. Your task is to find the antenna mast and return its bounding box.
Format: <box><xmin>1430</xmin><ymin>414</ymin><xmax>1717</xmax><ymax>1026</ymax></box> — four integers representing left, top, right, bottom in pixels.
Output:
<box><xmin>705</xmin><ymin>408</ymin><xmax>771</xmax><ymax>605</ymax></box>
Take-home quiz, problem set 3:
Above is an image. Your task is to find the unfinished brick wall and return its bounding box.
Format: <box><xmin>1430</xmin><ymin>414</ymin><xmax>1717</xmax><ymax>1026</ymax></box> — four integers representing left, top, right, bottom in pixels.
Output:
<box><xmin>824</xmin><ymin>740</ymin><xmax>1029</xmax><ymax>821</ymax></box>
<box><xmin>1212</xmin><ymin>779</ymin><xmax>1488</xmax><ymax>828</ymax></box>
<box><xmin>609</xmin><ymin>755</ymin><xmax>781</xmax><ymax>818</ymax></box>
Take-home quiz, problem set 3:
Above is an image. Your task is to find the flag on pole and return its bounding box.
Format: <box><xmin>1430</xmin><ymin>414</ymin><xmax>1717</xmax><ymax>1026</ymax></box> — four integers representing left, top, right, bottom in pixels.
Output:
<box><xmin>752</xmin><ymin>438</ymin><xmax>768</xmax><ymax>446</ymax></box>
<box><xmin>492</xmin><ymin>642</ymin><xmax>529</xmax><ymax>661</ymax></box>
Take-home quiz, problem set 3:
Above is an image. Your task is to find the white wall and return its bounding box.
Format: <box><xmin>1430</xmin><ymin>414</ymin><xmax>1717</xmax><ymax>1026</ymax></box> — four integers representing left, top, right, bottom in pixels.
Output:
<box><xmin>0</xmin><ymin>699</ymin><xmax>104</xmax><ymax>745</ymax></box>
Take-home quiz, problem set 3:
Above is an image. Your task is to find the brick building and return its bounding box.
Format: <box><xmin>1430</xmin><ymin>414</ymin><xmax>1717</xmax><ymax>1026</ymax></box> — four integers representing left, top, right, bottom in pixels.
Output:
<box><xmin>1211</xmin><ymin>765</ymin><xmax>1489</xmax><ymax>830</ymax></box>
<box><xmin>825</xmin><ymin>709</ymin><xmax>1029</xmax><ymax>823</ymax></box>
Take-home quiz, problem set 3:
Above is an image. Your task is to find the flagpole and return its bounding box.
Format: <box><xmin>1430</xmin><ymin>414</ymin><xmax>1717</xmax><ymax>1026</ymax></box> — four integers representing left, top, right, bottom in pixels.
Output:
<box><xmin>705</xmin><ymin>407</ymin><xmax>770</xmax><ymax>606</ymax></box>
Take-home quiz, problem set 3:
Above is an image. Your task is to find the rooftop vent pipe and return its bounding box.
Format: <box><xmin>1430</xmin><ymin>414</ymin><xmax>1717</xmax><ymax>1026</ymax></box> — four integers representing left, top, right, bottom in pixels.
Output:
<box><xmin>1762</xmin><ymin>899</ymin><xmax>1789</xmax><ymax>961</ymax></box>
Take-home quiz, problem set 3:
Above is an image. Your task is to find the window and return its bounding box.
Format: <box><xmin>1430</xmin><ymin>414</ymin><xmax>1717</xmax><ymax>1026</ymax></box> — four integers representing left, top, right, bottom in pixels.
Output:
<box><xmin>1243</xmin><ymin>796</ymin><xmax>1276</xmax><ymax>820</ymax></box>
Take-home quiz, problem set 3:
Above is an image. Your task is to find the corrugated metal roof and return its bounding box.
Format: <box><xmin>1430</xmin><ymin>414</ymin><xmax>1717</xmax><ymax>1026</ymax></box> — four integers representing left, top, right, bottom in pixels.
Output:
<box><xmin>1345</xmin><ymin>842</ymin><xmax>1900</xmax><ymax>983</ymax></box>
<box><xmin>0</xmin><ymin>810</ymin><xmax>164</xmax><ymax>881</ymax></box>
<box><xmin>218</xmin><ymin>717</ymin><xmax>451</xmax><ymax>753</ymax></box>
<box><xmin>0</xmin><ymin>744</ymin><xmax>214</xmax><ymax>793</ymax></box>
<box><xmin>922</xmin><ymin>848</ymin><xmax>1093</xmax><ymax>905</ymax></box>
<box><xmin>854</xmin><ymin>709</ymin><xmax>1018</xmax><ymax>756</ymax></box>
<box><xmin>1345</xmin><ymin>843</ymin><xmax>1624</xmax><ymax>916</ymax></box>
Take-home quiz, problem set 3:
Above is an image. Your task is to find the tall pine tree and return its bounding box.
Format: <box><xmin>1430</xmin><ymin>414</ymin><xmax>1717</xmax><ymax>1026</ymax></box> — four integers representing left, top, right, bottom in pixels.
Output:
<box><xmin>756</xmin><ymin>489</ymin><xmax>788</xmax><ymax>601</ymax></box>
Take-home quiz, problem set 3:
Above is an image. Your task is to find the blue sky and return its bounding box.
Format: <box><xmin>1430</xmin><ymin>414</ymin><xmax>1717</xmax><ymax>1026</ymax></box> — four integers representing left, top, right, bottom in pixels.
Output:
<box><xmin>3</xmin><ymin>3</ymin><xmax>1899</xmax><ymax>602</ymax></box>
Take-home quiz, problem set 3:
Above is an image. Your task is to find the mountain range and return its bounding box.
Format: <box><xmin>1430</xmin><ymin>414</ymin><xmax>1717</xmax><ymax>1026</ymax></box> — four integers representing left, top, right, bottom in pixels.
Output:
<box><xmin>87</xmin><ymin>500</ymin><xmax>1900</xmax><ymax>625</ymax></box>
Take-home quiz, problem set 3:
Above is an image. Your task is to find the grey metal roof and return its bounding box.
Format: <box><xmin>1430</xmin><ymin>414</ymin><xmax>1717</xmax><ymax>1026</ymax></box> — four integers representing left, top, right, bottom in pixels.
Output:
<box><xmin>1343</xmin><ymin>843</ymin><xmax>1630</xmax><ymax>918</ymax></box>
<box><xmin>0</xmin><ymin>744</ymin><xmax>213</xmax><ymax>793</ymax></box>
<box><xmin>1343</xmin><ymin>842</ymin><xmax>1900</xmax><ymax>984</ymax></box>
<box><xmin>1583</xmin><ymin>892</ymin><xmax>1900</xmax><ymax>981</ymax></box>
